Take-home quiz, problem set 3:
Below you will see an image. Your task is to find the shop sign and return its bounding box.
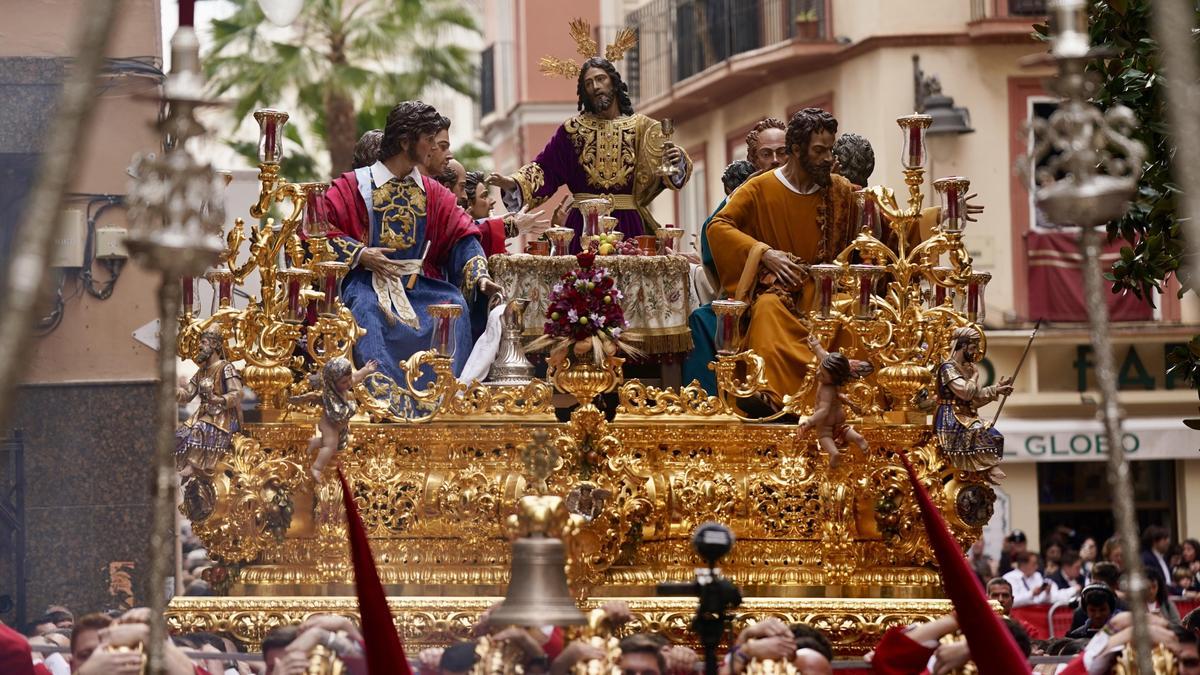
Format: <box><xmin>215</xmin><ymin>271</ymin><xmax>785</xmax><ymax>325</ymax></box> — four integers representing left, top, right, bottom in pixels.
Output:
<box><xmin>1002</xmin><ymin>418</ymin><xmax>1199</xmax><ymax>462</ymax></box>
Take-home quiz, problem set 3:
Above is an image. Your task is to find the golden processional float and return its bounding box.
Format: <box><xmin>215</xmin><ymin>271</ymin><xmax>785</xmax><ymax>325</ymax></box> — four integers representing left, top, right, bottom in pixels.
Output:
<box><xmin>159</xmin><ymin>102</ymin><xmax>1005</xmax><ymax>660</ymax></box>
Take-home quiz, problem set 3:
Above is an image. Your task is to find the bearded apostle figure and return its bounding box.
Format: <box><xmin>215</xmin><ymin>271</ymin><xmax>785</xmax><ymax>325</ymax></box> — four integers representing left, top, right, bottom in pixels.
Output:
<box><xmin>322</xmin><ymin>101</ymin><xmax>503</xmax><ymax>386</ymax></box>
<box><xmin>488</xmin><ymin>22</ymin><xmax>691</xmax><ymax>245</ymax></box>
<box><xmin>706</xmin><ymin>108</ymin><xmax>858</xmax><ymax>409</ymax></box>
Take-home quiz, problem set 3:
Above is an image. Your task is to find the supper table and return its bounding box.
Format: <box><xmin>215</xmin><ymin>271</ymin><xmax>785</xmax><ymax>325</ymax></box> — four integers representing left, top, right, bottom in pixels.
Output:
<box><xmin>488</xmin><ymin>253</ymin><xmax>693</xmax><ymax>357</ymax></box>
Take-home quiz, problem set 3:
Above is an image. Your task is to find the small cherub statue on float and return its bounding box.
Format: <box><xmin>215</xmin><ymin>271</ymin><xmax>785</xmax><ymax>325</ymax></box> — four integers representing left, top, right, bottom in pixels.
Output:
<box><xmin>935</xmin><ymin>326</ymin><xmax>1013</xmax><ymax>484</ymax></box>
<box><xmin>797</xmin><ymin>335</ymin><xmax>869</xmax><ymax>467</ymax></box>
<box><xmin>176</xmin><ymin>327</ymin><xmax>243</xmax><ymax>478</ymax></box>
<box><xmin>290</xmin><ymin>356</ymin><xmax>378</xmax><ymax>482</ymax></box>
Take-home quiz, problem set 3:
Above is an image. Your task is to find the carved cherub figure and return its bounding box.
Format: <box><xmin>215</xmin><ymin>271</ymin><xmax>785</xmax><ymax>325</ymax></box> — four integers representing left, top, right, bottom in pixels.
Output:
<box><xmin>290</xmin><ymin>357</ymin><xmax>378</xmax><ymax>482</ymax></box>
<box><xmin>798</xmin><ymin>335</ymin><xmax>868</xmax><ymax>467</ymax></box>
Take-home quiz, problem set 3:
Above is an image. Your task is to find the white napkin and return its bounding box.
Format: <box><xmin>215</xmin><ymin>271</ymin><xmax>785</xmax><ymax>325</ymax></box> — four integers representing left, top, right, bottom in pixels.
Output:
<box><xmin>458</xmin><ymin>304</ymin><xmax>507</xmax><ymax>385</ymax></box>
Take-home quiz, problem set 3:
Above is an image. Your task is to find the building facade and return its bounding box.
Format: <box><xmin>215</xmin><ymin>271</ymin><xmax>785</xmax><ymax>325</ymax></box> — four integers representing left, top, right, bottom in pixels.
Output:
<box><xmin>479</xmin><ymin>0</ymin><xmax>1200</xmax><ymax>558</ymax></box>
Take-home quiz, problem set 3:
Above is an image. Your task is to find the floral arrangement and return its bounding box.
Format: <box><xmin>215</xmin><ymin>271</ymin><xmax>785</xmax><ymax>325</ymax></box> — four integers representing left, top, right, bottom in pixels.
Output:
<box><xmin>528</xmin><ymin>251</ymin><xmax>641</xmax><ymax>360</ymax></box>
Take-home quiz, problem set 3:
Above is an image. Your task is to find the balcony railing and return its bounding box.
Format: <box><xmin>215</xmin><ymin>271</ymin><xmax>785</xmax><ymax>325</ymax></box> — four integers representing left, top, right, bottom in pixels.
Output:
<box><xmin>971</xmin><ymin>0</ymin><xmax>1047</xmax><ymax>21</ymax></box>
<box><xmin>625</xmin><ymin>0</ymin><xmax>829</xmax><ymax>102</ymax></box>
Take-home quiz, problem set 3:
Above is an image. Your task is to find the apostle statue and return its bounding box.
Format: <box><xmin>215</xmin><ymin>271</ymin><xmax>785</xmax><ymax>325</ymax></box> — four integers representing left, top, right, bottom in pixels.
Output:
<box><xmin>935</xmin><ymin>327</ymin><xmax>1013</xmax><ymax>482</ymax></box>
<box><xmin>487</xmin><ymin>20</ymin><xmax>691</xmax><ymax>245</ymax></box>
<box><xmin>322</xmin><ymin>101</ymin><xmax>503</xmax><ymax>384</ymax></box>
<box><xmin>705</xmin><ymin>108</ymin><xmax>857</xmax><ymax>410</ymax></box>
<box><xmin>176</xmin><ymin>327</ymin><xmax>242</xmax><ymax>477</ymax></box>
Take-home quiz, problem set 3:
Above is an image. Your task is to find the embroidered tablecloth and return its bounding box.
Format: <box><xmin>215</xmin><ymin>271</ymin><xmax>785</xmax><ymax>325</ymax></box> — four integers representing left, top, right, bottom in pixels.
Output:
<box><xmin>488</xmin><ymin>254</ymin><xmax>693</xmax><ymax>354</ymax></box>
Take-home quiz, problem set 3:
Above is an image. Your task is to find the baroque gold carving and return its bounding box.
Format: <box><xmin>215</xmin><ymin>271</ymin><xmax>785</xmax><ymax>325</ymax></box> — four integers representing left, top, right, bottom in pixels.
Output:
<box><xmin>166</xmin><ymin>596</ymin><xmax>954</xmax><ymax>657</ymax></box>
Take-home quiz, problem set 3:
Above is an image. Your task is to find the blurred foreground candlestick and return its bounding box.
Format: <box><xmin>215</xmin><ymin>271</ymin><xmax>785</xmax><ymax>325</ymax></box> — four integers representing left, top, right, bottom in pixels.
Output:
<box><xmin>1024</xmin><ymin>0</ymin><xmax>1149</xmax><ymax>669</ymax></box>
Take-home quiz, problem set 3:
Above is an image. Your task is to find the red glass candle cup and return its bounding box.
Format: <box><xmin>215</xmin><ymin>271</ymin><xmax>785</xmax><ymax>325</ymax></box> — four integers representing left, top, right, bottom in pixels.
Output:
<box><xmin>711</xmin><ymin>300</ymin><xmax>748</xmax><ymax>354</ymax></box>
<box><xmin>526</xmin><ymin>240</ymin><xmax>550</xmax><ymax>256</ymax></box>
<box><xmin>636</xmin><ymin>235</ymin><xmax>657</xmax><ymax>256</ymax></box>
<box><xmin>850</xmin><ymin>264</ymin><xmax>884</xmax><ymax>319</ymax></box>
<box><xmin>966</xmin><ymin>272</ymin><xmax>990</xmax><ymax>322</ymax></box>
<box><xmin>898</xmin><ymin>114</ymin><xmax>931</xmax><ymax>171</ymax></box>
<box><xmin>254</xmin><ymin>109</ymin><xmax>289</xmax><ymax>165</ymax></box>
<box><xmin>810</xmin><ymin>264</ymin><xmax>840</xmax><ymax>318</ymax></box>
<box><xmin>428</xmin><ymin>303</ymin><xmax>463</xmax><ymax>357</ymax></box>
<box><xmin>302</xmin><ymin>183</ymin><xmax>332</xmax><ymax>238</ymax></box>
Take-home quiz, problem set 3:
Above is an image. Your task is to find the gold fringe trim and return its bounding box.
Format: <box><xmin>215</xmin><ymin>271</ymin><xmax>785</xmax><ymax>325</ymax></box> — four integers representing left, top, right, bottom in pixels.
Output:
<box><xmin>623</xmin><ymin>329</ymin><xmax>693</xmax><ymax>354</ymax></box>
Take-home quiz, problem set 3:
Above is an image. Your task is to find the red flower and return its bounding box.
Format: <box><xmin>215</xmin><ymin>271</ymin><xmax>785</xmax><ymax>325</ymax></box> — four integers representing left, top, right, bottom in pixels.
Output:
<box><xmin>576</xmin><ymin>251</ymin><xmax>596</xmax><ymax>269</ymax></box>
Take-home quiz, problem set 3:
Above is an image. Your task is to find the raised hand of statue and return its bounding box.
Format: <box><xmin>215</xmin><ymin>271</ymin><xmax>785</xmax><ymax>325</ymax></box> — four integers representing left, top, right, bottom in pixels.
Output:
<box><xmin>962</xmin><ymin>192</ymin><xmax>984</xmax><ymax>222</ymax></box>
<box><xmin>550</xmin><ymin>194</ymin><xmax>573</xmax><ymax>228</ymax></box>
<box><xmin>996</xmin><ymin>375</ymin><xmax>1014</xmax><ymax>397</ymax></box>
<box><xmin>663</xmin><ymin>143</ymin><xmax>683</xmax><ymax>166</ymax></box>
<box><xmin>511</xmin><ymin>207</ymin><xmax>547</xmax><ymax>236</ymax></box>
<box><xmin>486</xmin><ymin>172</ymin><xmax>518</xmax><ymax>192</ymax></box>
<box><xmin>761</xmin><ymin>248</ymin><xmax>805</xmax><ymax>289</ymax></box>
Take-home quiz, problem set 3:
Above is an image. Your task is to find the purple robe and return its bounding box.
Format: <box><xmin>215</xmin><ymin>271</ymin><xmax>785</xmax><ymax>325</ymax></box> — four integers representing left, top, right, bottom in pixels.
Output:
<box><xmin>502</xmin><ymin>112</ymin><xmax>691</xmax><ymax>249</ymax></box>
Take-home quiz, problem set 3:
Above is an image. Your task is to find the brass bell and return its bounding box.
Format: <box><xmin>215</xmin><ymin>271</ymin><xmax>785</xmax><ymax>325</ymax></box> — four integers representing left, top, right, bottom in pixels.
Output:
<box><xmin>490</xmin><ymin>496</ymin><xmax>586</xmax><ymax>627</ymax></box>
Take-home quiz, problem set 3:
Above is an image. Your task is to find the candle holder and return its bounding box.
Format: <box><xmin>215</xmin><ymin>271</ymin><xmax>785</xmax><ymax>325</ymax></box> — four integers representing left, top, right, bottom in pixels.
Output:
<box><xmin>897</xmin><ymin>113</ymin><xmax>932</xmax><ymax>171</ymax></box>
<box><xmin>710</xmin><ymin>300</ymin><xmax>747</xmax><ymax>355</ymax></box>
<box><xmin>635</xmin><ymin>235</ymin><xmax>657</xmax><ymax>256</ymax></box>
<box><xmin>932</xmin><ymin>177</ymin><xmax>971</xmax><ymax>234</ymax></box>
<box><xmin>545</xmin><ymin>227</ymin><xmax>574</xmax><ymax>256</ymax></box>
<box><xmin>855</xmin><ymin>189</ymin><xmax>882</xmax><ymax>237</ymax></box>
<box><xmin>278</xmin><ymin>267</ymin><xmax>312</xmax><ymax>324</ymax></box>
<box><xmin>576</xmin><ymin>198</ymin><xmax>611</xmax><ymax>250</ymax></box>
<box><xmin>810</xmin><ymin>264</ymin><xmax>841</xmax><ymax>318</ymax></box>
<box><xmin>205</xmin><ymin>268</ymin><xmax>234</xmax><ymax>308</ymax></box>
<box><xmin>849</xmin><ymin>264</ymin><xmax>885</xmax><ymax>319</ymax></box>
<box><xmin>598</xmin><ymin>215</ymin><xmax>618</xmax><ymax>235</ymax></box>
<box><xmin>428</xmin><ymin>303</ymin><xmax>463</xmax><ymax>357</ymax></box>
<box><xmin>655</xmin><ymin>224</ymin><xmax>684</xmax><ymax>255</ymax></box>
<box><xmin>255</xmin><ymin>109</ymin><xmax>288</xmax><ymax>166</ymax></box>
<box><xmin>959</xmin><ymin>271</ymin><xmax>990</xmax><ymax>323</ymax></box>
<box><xmin>314</xmin><ymin>261</ymin><xmax>348</xmax><ymax>316</ymax></box>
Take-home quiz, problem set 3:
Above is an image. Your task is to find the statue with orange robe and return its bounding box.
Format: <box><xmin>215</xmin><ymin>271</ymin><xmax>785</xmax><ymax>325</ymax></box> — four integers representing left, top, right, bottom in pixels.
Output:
<box><xmin>706</xmin><ymin>108</ymin><xmax>856</xmax><ymax>409</ymax></box>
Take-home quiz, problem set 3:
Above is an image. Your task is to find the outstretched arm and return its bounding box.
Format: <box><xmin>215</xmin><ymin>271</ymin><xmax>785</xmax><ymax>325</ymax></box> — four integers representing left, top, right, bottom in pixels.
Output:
<box><xmin>806</xmin><ymin>334</ymin><xmax>829</xmax><ymax>361</ymax></box>
<box><xmin>352</xmin><ymin>359</ymin><xmax>379</xmax><ymax>386</ymax></box>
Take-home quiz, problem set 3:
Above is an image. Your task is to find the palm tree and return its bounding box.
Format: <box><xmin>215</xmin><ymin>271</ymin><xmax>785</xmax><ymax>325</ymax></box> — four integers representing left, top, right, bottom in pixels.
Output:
<box><xmin>205</xmin><ymin>0</ymin><xmax>479</xmax><ymax>177</ymax></box>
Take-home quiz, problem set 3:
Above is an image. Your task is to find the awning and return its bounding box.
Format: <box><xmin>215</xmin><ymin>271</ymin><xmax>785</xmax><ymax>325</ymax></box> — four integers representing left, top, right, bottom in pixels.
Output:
<box><xmin>999</xmin><ymin>416</ymin><xmax>1200</xmax><ymax>463</ymax></box>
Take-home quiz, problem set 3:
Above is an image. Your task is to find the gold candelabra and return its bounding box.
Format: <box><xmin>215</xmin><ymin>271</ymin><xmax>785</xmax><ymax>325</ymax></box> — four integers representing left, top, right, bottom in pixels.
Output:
<box><xmin>179</xmin><ymin>110</ymin><xmax>361</xmax><ymax>413</ymax></box>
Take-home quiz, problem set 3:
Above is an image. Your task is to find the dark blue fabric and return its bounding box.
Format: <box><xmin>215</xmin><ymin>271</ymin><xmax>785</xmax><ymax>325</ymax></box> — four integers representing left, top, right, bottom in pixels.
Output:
<box><xmin>342</xmin><ymin>172</ymin><xmax>483</xmax><ymax>386</ymax></box>
<box><xmin>683</xmin><ymin>199</ymin><xmax>729</xmax><ymax>395</ymax></box>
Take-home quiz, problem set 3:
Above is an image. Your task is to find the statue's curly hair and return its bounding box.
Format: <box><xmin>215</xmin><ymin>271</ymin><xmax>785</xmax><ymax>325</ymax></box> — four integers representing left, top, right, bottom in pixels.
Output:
<box><xmin>379</xmin><ymin>101</ymin><xmax>444</xmax><ymax>162</ymax></box>
<box><xmin>352</xmin><ymin>129</ymin><xmax>383</xmax><ymax>169</ymax></box>
<box><xmin>462</xmin><ymin>170</ymin><xmax>486</xmax><ymax>209</ymax></box>
<box><xmin>721</xmin><ymin>160</ymin><xmax>756</xmax><ymax>194</ymax></box>
<box><xmin>822</xmin><ymin>352</ymin><xmax>853</xmax><ymax>386</ymax></box>
<box><xmin>832</xmin><ymin>132</ymin><xmax>875</xmax><ymax>187</ymax></box>
<box><xmin>576</xmin><ymin>57</ymin><xmax>634</xmax><ymax>116</ymax></box>
<box><xmin>745</xmin><ymin>117</ymin><xmax>786</xmax><ymax>163</ymax></box>
<box><xmin>784</xmin><ymin>107</ymin><xmax>838</xmax><ymax>158</ymax></box>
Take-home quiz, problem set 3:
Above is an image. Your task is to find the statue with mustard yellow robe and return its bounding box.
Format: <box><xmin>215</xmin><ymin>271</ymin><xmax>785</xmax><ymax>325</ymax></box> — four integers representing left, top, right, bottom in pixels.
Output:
<box><xmin>488</xmin><ymin>20</ymin><xmax>691</xmax><ymax>246</ymax></box>
<box><xmin>706</xmin><ymin>108</ymin><xmax>856</xmax><ymax>409</ymax></box>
